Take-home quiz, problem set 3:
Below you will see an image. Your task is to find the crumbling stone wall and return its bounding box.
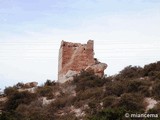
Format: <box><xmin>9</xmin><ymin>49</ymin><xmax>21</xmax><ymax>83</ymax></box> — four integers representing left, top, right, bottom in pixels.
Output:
<box><xmin>58</xmin><ymin>40</ymin><xmax>107</xmax><ymax>83</ymax></box>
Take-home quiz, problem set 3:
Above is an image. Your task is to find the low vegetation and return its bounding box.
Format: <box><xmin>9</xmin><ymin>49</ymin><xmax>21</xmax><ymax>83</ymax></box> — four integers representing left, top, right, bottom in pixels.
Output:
<box><xmin>0</xmin><ymin>61</ymin><xmax>160</xmax><ymax>120</ymax></box>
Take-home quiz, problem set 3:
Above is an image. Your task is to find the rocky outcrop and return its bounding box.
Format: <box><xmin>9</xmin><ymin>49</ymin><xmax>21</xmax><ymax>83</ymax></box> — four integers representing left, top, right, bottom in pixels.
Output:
<box><xmin>16</xmin><ymin>82</ymin><xmax>38</xmax><ymax>93</ymax></box>
<box><xmin>16</xmin><ymin>82</ymin><xmax>38</xmax><ymax>89</ymax></box>
<box><xmin>58</xmin><ymin>40</ymin><xmax>107</xmax><ymax>83</ymax></box>
<box><xmin>85</xmin><ymin>63</ymin><xmax>107</xmax><ymax>77</ymax></box>
<box><xmin>24</xmin><ymin>82</ymin><xmax>38</xmax><ymax>88</ymax></box>
<box><xmin>145</xmin><ymin>98</ymin><xmax>158</xmax><ymax>112</ymax></box>
<box><xmin>41</xmin><ymin>97</ymin><xmax>55</xmax><ymax>106</ymax></box>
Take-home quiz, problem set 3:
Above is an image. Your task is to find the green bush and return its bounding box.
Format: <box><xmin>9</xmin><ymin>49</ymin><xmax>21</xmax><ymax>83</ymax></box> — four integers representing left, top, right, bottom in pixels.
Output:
<box><xmin>102</xmin><ymin>96</ymin><xmax>117</xmax><ymax>108</ymax></box>
<box><xmin>4</xmin><ymin>86</ymin><xmax>18</xmax><ymax>96</ymax></box>
<box><xmin>5</xmin><ymin>91</ymin><xmax>37</xmax><ymax>111</ymax></box>
<box><xmin>56</xmin><ymin>113</ymin><xmax>78</xmax><ymax>120</ymax></box>
<box><xmin>118</xmin><ymin>93</ymin><xmax>145</xmax><ymax>112</ymax></box>
<box><xmin>125</xmin><ymin>79</ymin><xmax>150</xmax><ymax>96</ymax></box>
<box><xmin>118</xmin><ymin>65</ymin><xmax>143</xmax><ymax>79</ymax></box>
<box><xmin>73</xmin><ymin>70</ymin><xmax>106</xmax><ymax>92</ymax></box>
<box><xmin>16</xmin><ymin>104</ymin><xmax>55</xmax><ymax>120</ymax></box>
<box><xmin>143</xmin><ymin>61</ymin><xmax>160</xmax><ymax>76</ymax></box>
<box><xmin>87</xmin><ymin>100</ymin><xmax>98</xmax><ymax>115</ymax></box>
<box><xmin>0</xmin><ymin>111</ymin><xmax>19</xmax><ymax>120</ymax></box>
<box><xmin>49</xmin><ymin>95</ymin><xmax>75</xmax><ymax>111</ymax></box>
<box><xmin>87</xmin><ymin>107</ymin><xmax>126</xmax><ymax>120</ymax></box>
<box><xmin>109</xmin><ymin>81</ymin><xmax>125</xmax><ymax>97</ymax></box>
<box><xmin>77</xmin><ymin>87</ymin><xmax>103</xmax><ymax>101</ymax></box>
<box><xmin>36</xmin><ymin>86</ymin><xmax>53</xmax><ymax>99</ymax></box>
<box><xmin>44</xmin><ymin>79</ymin><xmax>56</xmax><ymax>86</ymax></box>
<box><xmin>152</xmin><ymin>82</ymin><xmax>160</xmax><ymax>100</ymax></box>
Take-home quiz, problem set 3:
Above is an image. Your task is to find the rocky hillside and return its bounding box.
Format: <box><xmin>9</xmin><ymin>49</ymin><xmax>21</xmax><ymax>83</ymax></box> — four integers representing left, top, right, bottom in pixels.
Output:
<box><xmin>1</xmin><ymin>61</ymin><xmax>160</xmax><ymax>120</ymax></box>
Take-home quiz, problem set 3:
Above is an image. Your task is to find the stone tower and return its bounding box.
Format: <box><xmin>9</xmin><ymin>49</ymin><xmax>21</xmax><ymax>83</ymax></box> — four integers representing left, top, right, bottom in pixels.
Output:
<box><xmin>58</xmin><ymin>40</ymin><xmax>107</xmax><ymax>83</ymax></box>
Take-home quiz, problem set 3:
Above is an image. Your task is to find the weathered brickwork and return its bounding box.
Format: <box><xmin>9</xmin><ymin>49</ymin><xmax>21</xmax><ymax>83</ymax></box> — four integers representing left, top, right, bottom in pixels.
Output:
<box><xmin>58</xmin><ymin>40</ymin><xmax>107</xmax><ymax>83</ymax></box>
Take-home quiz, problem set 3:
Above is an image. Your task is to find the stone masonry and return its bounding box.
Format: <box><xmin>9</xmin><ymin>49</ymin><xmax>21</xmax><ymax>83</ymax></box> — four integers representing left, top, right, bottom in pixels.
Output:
<box><xmin>58</xmin><ymin>40</ymin><xmax>107</xmax><ymax>83</ymax></box>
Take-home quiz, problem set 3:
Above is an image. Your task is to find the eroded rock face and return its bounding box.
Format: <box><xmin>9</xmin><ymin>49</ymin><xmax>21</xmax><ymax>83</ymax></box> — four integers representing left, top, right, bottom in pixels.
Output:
<box><xmin>85</xmin><ymin>63</ymin><xmax>107</xmax><ymax>77</ymax></box>
<box><xmin>58</xmin><ymin>40</ymin><xmax>107</xmax><ymax>83</ymax></box>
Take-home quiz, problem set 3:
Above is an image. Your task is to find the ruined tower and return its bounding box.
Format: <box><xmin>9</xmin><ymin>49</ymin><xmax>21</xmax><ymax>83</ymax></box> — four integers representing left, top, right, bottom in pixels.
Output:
<box><xmin>58</xmin><ymin>40</ymin><xmax>107</xmax><ymax>83</ymax></box>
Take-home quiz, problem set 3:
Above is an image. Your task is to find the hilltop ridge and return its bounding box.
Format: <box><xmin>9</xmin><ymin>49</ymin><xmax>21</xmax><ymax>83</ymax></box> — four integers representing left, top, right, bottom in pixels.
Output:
<box><xmin>0</xmin><ymin>61</ymin><xmax>160</xmax><ymax>119</ymax></box>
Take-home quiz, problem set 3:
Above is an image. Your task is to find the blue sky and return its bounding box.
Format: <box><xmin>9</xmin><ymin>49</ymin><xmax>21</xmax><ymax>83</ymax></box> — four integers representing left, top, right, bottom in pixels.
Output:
<box><xmin>0</xmin><ymin>0</ymin><xmax>160</xmax><ymax>90</ymax></box>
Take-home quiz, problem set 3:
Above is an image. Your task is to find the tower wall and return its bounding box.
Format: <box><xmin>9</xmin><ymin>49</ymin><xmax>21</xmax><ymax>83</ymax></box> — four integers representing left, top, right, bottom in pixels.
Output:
<box><xmin>58</xmin><ymin>40</ymin><xmax>95</xmax><ymax>82</ymax></box>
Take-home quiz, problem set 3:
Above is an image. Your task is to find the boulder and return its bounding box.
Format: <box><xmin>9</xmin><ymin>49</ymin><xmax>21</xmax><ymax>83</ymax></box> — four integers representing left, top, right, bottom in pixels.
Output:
<box><xmin>85</xmin><ymin>63</ymin><xmax>107</xmax><ymax>77</ymax></box>
<box><xmin>24</xmin><ymin>82</ymin><xmax>38</xmax><ymax>88</ymax></box>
